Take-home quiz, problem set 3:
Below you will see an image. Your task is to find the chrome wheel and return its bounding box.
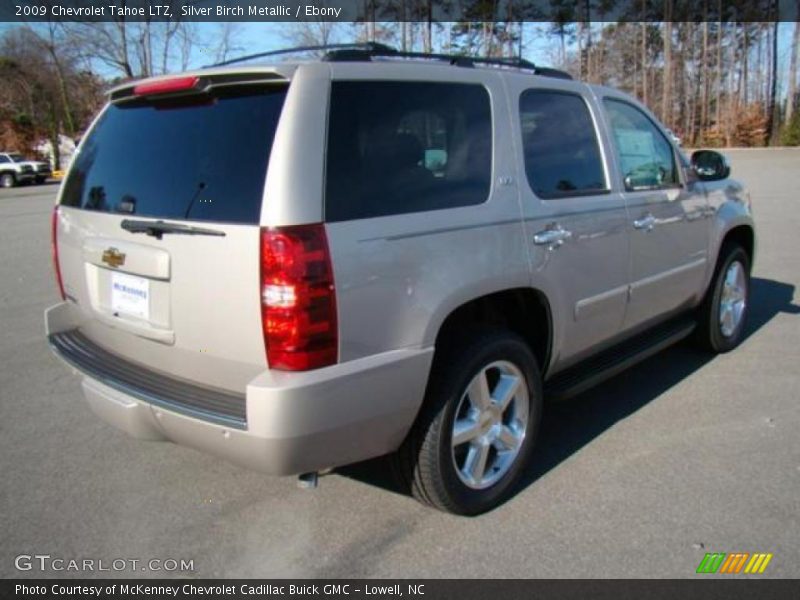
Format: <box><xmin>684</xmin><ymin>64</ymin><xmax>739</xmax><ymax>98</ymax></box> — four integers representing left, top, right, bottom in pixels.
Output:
<box><xmin>719</xmin><ymin>260</ymin><xmax>747</xmax><ymax>337</ymax></box>
<box><xmin>450</xmin><ymin>360</ymin><xmax>529</xmax><ymax>490</ymax></box>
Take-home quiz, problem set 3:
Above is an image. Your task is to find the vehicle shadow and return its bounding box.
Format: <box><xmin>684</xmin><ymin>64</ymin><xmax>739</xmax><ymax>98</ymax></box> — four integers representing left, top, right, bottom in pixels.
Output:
<box><xmin>336</xmin><ymin>277</ymin><xmax>798</xmax><ymax>507</ymax></box>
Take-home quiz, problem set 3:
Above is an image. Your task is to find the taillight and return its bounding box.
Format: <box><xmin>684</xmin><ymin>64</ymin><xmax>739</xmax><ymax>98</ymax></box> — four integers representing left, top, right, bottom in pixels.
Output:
<box><xmin>133</xmin><ymin>76</ymin><xmax>199</xmax><ymax>97</ymax></box>
<box><xmin>260</xmin><ymin>224</ymin><xmax>337</xmax><ymax>371</ymax></box>
<box><xmin>51</xmin><ymin>207</ymin><xmax>65</xmax><ymax>300</ymax></box>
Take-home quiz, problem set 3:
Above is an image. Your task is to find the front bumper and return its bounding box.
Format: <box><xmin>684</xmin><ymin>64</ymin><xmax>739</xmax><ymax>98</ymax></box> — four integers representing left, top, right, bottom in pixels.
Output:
<box><xmin>45</xmin><ymin>302</ymin><xmax>433</xmax><ymax>475</ymax></box>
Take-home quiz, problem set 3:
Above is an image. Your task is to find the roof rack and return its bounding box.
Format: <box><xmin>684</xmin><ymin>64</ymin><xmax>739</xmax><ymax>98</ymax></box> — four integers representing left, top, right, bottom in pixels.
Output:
<box><xmin>208</xmin><ymin>43</ymin><xmax>396</xmax><ymax>67</ymax></box>
<box><xmin>209</xmin><ymin>43</ymin><xmax>573</xmax><ymax>81</ymax></box>
<box><xmin>324</xmin><ymin>46</ymin><xmax>572</xmax><ymax>80</ymax></box>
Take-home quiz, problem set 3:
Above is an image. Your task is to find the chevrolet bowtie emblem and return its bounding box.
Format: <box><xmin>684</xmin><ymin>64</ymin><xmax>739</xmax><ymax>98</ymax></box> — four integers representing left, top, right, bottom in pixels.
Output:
<box><xmin>101</xmin><ymin>247</ymin><xmax>126</xmax><ymax>268</ymax></box>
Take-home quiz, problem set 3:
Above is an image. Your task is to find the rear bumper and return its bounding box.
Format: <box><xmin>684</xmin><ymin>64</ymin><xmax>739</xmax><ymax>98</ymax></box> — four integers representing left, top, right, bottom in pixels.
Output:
<box><xmin>45</xmin><ymin>302</ymin><xmax>433</xmax><ymax>475</ymax></box>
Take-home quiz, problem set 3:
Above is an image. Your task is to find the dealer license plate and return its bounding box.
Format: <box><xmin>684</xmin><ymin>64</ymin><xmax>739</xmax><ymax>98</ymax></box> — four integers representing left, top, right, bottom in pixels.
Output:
<box><xmin>110</xmin><ymin>272</ymin><xmax>150</xmax><ymax>320</ymax></box>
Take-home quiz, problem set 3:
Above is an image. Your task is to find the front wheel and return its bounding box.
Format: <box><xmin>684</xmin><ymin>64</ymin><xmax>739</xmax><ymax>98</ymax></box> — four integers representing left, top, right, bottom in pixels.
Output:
<box><xmin>395</xmin><ymin>330</ymin><xmax>542</xmax><ymax>515</ymax></box>
<box><xmin>0</xmin><ymin>173</ymin><xmax>16</xmax><ymax>188</ymax></box>
<box><xmin>695</xmin><ymin>244</ymin><xmax>751</xmax><ymax>352</ymax></box>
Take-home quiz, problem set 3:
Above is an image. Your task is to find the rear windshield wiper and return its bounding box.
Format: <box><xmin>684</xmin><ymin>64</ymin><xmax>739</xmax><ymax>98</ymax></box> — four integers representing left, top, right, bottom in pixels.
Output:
<box><xmin>120</xmin><ymin>219</ymin><xmax>226</xmax><ymax>240</ymax></box>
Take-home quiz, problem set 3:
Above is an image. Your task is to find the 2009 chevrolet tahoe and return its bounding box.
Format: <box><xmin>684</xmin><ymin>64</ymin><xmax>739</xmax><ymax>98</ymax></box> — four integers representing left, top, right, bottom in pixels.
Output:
<box><xmin>46</xmin><ymin>44</ymin><xmax>754</xmax><ymax>515</ymax></box>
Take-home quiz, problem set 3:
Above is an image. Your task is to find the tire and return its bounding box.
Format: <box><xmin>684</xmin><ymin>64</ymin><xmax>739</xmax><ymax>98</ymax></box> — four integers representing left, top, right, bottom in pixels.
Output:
<box><xmin>35</xmin><ymin>176</ymin><xmax>46</xmax><ymax>185</ymax></box>
<box><xmin>0</xmin><ymin>173</ymin><xmax>16</xmax><ymax>188</ymax></box>
<box><xmin>695</xmin><ymin>244</ymin><xmax>751</xmax><ymax>353</ymax></box>
<box><xmin>394</xmin><ymin>329</ymin><xmax>542</xmax><ymax>515</ymax></box>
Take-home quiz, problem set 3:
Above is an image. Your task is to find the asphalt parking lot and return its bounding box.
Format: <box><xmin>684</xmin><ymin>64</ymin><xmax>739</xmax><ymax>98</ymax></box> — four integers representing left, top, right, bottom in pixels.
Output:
<box><xmin>1</xmin><ymin>149</ymin><xmax>798</xmax><ymax>579</ymax></box>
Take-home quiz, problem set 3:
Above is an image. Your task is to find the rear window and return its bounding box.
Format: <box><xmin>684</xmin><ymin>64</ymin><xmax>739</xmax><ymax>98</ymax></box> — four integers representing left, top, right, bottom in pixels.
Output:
<box><xmin>325</xmin><ymin>82</ymin><xmax>492</xmax><ymax>222</ymax></box>
<box><xmin>61</xmin><ymin>85</ymin><xmax>288</xmax><ymax>224</ymax></box>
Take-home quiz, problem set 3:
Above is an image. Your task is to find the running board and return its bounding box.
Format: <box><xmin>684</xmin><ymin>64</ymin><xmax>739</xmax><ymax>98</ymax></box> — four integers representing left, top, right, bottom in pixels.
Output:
<box><xmin>544</xmin><ymin>318</ymin><xmax>697</xmax><ymax>401</ymax></box>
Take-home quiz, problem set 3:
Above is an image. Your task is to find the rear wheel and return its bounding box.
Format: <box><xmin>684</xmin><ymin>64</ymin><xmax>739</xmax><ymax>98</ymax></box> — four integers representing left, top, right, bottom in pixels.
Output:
<box><xmin>0</xmin><ymin>173</ymin><xmax>16</xmax><ymax>188</ymax></box>
<box><xmin>395</xmin><ymin>330</ymin><xmax>542</xmax><ymax>515</ymax></box>
<box><xmin>695</xmin><ymin>244</ymin><xmax>750</xmax><ymax>352</ymax></box>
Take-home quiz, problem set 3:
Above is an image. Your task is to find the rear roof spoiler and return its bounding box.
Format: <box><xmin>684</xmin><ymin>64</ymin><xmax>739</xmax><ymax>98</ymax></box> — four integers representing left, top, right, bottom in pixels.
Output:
<box><xmin>108</xmin><ymin>71</ymin><xmax>289</xmax><ymax>103</ymax></box>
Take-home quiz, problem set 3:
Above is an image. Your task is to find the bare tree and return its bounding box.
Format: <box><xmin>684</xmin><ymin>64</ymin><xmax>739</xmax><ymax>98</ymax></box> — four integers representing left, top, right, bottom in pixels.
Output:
<box><xmin>281</xmin><ymin>0</ymin><xmax>342</xmax><ymax>54</ymax></box>
<box><xmin>280</xmin><ymin>21</ymin><xmax>341</xmax><ymax>54</ymax></box>
<box><xmin>212</xmin><ymin>22</ymin><xmax>243</xmax><ymax>64</ymax></box>
<box><xmin>715</xmin><ymin>2</ymin><xmax>723</xmax><ymax>129</ymax></box>
<box><xmin>178</xmin><ymin>23</ymin><xmax>197</xmax><ymax>70</ymax></box>
<box><xmin>641</xmin><ymin>2</ymin><xmax>648</xmax><ymax>105</ymax></box>
<box><xmin>66</xmin><ymin>14</ymin><xmax>198</xmax><ymax>80</ymax></box>
<box><xmin>661</xmin><ymin>1</ymin><xmax>673</xmax><ymax>127</ymax></box>
<box><xmin>766</xmin><ymin>3</ymin><xmax>780</xmax><ymax>143</ymax></box>
<box><xmin>0</xmin><ymin>26</ymin><xmax>103</xmax><ymax>165</ymax></box>
<box><xmin>29</xmin><ymin>22</ymin><xmax>77</xmax><ymax>136</ymax></box>
<box><xmin>68</xmin><ymin>22</ymin><xmax>134</xmax><ymax>78</ymax></box>
<box><xmin>700</xmin><ymin>3</ymin><xmax>709</xmax><ymax>134</ymax></box>
<box><xmin>786</xmin><ymin>9</ymin><xmax>800</xmax><ymax>125</ymax></box>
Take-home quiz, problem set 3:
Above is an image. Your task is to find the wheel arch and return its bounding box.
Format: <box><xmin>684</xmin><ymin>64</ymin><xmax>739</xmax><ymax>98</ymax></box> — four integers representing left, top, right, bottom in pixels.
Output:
<box><xmin>699</xmin><ymin>222</ymin><xmax>755</xmax><ymax>304</ymax></box>
<box><xmin>719</xmin><ymin>224</ymin><xmax>755</xmax><ymax>266</ymax></box>
<box><xmin>429</xmin><ymin>288</ymin><xmax>553</xmax><ymax>378</ymax></box>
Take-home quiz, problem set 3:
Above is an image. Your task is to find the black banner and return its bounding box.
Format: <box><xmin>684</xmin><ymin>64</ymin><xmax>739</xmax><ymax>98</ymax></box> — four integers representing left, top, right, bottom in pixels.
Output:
<box><xmin>1</xmin><ymin>0</ymin><xmax>798</xmax><ymax>24</ymax></box>
<box><xmin>3</xmin><ymin>580</ymin><xmax>800</xmax><ymax>600</ymax></box>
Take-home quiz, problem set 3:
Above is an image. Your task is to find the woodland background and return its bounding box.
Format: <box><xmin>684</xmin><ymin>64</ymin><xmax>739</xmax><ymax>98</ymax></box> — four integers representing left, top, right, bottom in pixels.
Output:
<box><xmin>2</xmin><ymin>0</ymin><xmax>799</xmax><ymax>168</ymax></box>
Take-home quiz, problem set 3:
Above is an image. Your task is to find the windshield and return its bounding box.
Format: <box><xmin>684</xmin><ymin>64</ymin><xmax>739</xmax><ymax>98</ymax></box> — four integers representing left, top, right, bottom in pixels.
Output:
<box><xmin>61</xmin><ymin>84</ymin><xmax>288</xmax><ymax>224</ymax></box>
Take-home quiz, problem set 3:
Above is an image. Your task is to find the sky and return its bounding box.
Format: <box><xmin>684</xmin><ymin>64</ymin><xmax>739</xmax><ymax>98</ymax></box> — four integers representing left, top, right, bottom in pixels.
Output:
<box><xmin>193</xmin><ymin>21</ymin><xmax>796</xmax><ymax>98</ymax></box>
<box><xmin>188</xmin><ymin>22</ymin><xmax>560</xmax><ymax>69</ymax></box>
<box><xmin>0</xmin><ymin>21</ymin><xmax>622</xmax><ymax>75</ymax></box>
<box><xmin>0</xmin><ymin>20</ymin><xmax>795</xmax><ymax>91</ymax></box>
<box><xmin>148</xmin><ymin>21</ymin><xmax>799</xmax><ymax>89</ymax></box>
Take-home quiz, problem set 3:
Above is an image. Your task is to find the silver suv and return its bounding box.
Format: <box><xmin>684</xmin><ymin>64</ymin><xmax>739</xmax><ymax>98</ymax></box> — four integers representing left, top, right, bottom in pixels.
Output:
<box><xmin>0</xmin><ymin>152</ymin><xmax>37</xmax><ymax>187</ymax></box>
<box><xmin>46</xmin><ymin>44</ymin><xmax>755</xmax><ymax>515</ymax></box>
<box><xmin>0</xmin><ymin>152</ymin><xmax>52</xmax><ymax>186</ymax></box>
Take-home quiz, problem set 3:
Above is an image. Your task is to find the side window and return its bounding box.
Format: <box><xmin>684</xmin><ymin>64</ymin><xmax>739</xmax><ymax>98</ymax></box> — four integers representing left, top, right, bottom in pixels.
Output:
<box><xmin>603</xmin><ymin>98</ymin><xmax>678</xmax><ymax>190</ymax></box>
<box><xmin>325</xmin><ymin>82</ymin><xmax>492</xmax><ymax>221</ymax></box>
<box><xmin>0</xmin><ymin>156</ymin><xmax>9</xmax><ymax>164</ymax></box>
<box><xmin>519</xmin><ymin>90</ymin><xmax>607</xmax><ymax>199</ymax></box>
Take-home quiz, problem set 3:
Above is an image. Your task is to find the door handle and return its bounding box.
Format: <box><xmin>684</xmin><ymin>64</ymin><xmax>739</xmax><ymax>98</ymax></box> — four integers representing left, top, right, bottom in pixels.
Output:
<box><xmin>533</xmin><ymin>225</ymin><xmax>572</xmax><ymax>248</ymax></box>
<box><xmin>633</xmin><ymin>214</ymin><xmax>656</xmax><ymax>231</ymax></box>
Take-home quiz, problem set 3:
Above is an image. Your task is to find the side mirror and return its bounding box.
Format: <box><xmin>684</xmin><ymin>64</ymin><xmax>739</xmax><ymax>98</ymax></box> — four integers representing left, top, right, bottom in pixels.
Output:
<box><xmin>691</xmin><ymin>150</ymin><xmax>730</xmax><ymax>181</ymax></box>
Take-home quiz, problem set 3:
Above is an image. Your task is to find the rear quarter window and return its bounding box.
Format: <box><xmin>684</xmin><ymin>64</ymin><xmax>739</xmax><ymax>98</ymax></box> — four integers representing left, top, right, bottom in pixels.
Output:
<box><xmin>325</xmin><ymin>81</ymin><xmax>492</xmax><ymax>222</ymax></box>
